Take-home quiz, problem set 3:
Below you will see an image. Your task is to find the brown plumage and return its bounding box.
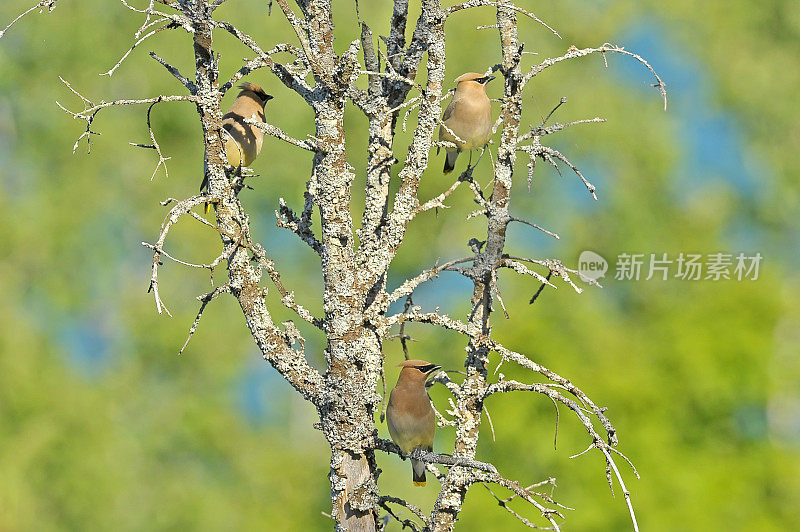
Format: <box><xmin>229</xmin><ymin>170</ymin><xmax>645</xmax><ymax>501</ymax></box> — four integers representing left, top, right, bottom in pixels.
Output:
<box><xmin>201</xmin><ymin>82</ymin><xmax>273</xmax><ymax>212</ymax></box>
<box><xmin>439</xmin><ymin>72</ymin><xmax>495</xmax><ymax>174</ymax></box>
<box><xmin>386</xmin><ymin>359</ymin><xmax>442</xmax><ymax>486</ymax></box>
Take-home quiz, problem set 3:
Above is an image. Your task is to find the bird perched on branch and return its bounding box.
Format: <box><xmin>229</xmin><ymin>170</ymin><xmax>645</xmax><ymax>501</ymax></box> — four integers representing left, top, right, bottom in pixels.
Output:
<box><xmin>386</xmin><ymin>359</ymin><xmax>442</xmax><ymax>486</ymax></box>
<box><xmin>439</xmin><ymin>72</ymin><xmax>495</xmax><ymax>174</ymax></box>
<box><xmin>201</xmin><ymin>81</ymin><xmax>273</xmax><ymax>212</ymax></box>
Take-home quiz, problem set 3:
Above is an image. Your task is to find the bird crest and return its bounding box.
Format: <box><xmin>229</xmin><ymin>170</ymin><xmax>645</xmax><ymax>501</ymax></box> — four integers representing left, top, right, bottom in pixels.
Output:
<box><xmin>238</xmin><ymin>82</ymin><xmax>272</xmax><ymax>103</ymax></box>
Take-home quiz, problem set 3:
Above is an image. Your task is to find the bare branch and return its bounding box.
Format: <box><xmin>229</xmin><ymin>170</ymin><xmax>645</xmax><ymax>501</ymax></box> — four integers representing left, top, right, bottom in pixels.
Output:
<box><xmin>412</xmin><ymin>174</ymin><xmax>469</xmax><ymax>216</ymax></box>
<box><xmin>117</xmin><ymin>1</ymin><xmax>191</xmax><ymax>30</ymax></box>
<box><xmin>102</xmin><ymin>21</ymin><xmax>174</xmax><ymax>77</ymax></box>
<box><xmin>378</xmin><ymin>495</ymin><xmax>427</xmax><ymax>531</ymax></box>
<box><xmin>518</xmin><ymin>142</ymin><xmax>598</xmax><ymax>199</ymax></box>
<box><xmin>149</xmin><ymin>51</ymin><xmax>197</xmax><ymax>93</ymax></box>
<box><xmin>213</xmin><ymin>19</ymin><xmax>315</xmax><ymax>102</ymax></box>
<box><xmin>144</xmin><ymin>195</ymin><xmax>209</xmax><ymax>316</ymax></box>
<box><xmin>220</xmin><ymin>42</ymin><xmax>307</xmax><ymax>96</ymax></box>
<box><xmin>508</xmin><ymin>216</ymin><xmax>560</xmax><ymax>239</ymax></box>
<box><xmin>443</xmin><ymin>0</ymin><xmax>560</xmax><ymax>39</ymax></box>
<box><xmin>518</xmin><ymin>117</ymin><xmax>606</xmax><ymax>143</ymax></box>
<box><xmin>508</xmin><ymin>256</ymin><xmax>603</xmax><ymax>291</ymax></box>
<box><xmin>386</xmin><ymin>257</ymin><xmax>475</xmax><ymax>305</ymax></box>
<box><xmin>485</xmin><ymin>377</ymin><xmax>639</xmax><ymax>530</ymax></box>
<box><xmin>273</xmin><ymin>0</ymin><xmax>324</xmax><ymax>79</ymax></box>
<box><xmin>261</xmin><ymin>256</ymin><xmax>324</xmax><ymax>329</ymax></box>
<box><xmin>497</xmin><ymin>258</ymin><xmax>558</xmax><ymax>288</ymax></box>
<box><xmin>375</xmin><ymin>438</ymin><xmax>498</xmax><ymax>474</ymax></box>
<box><xmin>244</xmin><ymin>117</ymin><xmax>317</xmax><ymax>152</ymax></box>
<box><xmin>56</xmin><ymin>77</ymin><xmax>195</xmax><ymax>154</ymax></box>
<box><xmin>481</xmin><ymin>482</ymin><xmax>556</xmax><ymax>529</ymax></box>
<box><xmin>471</xmin><ymin>471</ymin><xmax>564</xmax><ymax>530</ymax></box>
<box><xmin>0</xmin><ymin>0</ymin><xmax>59</xmax><ymax>41</ymax></box>
<box><xmin>129</xmin><ymin>100</ymin><xmax>172</xmax><ymax>180</ymax></box>
<box><xmin>524</xmin><ymin>43</ymin><xmax>667</xmax><ymax>111</ymax></box>
<box><xmin>276</xmin><ymin>197</ymin><xmax>322</xmax><ymax>253</ymax></box>
<box><xmin>179</xmin><ymin>283</ymin><xmax>232</xmax><ymax>355</ymax></box>
<box><xmin>529</xmin><ymin>271</ymin><xmax>553</xmax><ymax>304</ymax></box>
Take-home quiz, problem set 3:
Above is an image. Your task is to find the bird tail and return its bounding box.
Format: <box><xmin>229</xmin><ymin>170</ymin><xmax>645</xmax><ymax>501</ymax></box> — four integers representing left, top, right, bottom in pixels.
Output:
<box><xmin>443</xmin><ymin>150</ymin><xmax>458</xmax><ymax>174</ymax></box>
<box><xmin>199</xmin><ymin>175</ymin><xmax>212</xmax><ymax>214</ymax></box>
<box><xmin>199</xmin><ymin>174</ymin><xmax>214</xmax><ymax>214</ymax></box>
<box><xmin>411</xmin><ymin>458</ymin><xmax>426</xmax><ymax>487</ymax></box>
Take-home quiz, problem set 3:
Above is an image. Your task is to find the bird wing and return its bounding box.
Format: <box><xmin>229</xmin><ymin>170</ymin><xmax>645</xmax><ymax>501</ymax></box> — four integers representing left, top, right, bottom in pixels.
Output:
<box><xmin>222</xmin><ymin>112</ymin><xmax>258</xmax><ymax>166</ymax></box>
<box><xmin>387</xmin><ymin>387</ymin><xmax>436</xmax><ymax>454</ymax></box>
<box><xmin>440</xmin><ymin>97</ymin><xmax>462</xmax><ymax>146</ymax></box>
<box><xmin>442</xmin><ymin>97</ymin><xmax>458</xmax><ymax>122</ymax></box>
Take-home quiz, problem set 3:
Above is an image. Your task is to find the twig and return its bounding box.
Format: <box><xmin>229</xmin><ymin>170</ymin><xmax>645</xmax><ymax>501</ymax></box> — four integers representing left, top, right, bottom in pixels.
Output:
<box><xmin>0</xmin><ymin>0</ymin><xmax>59</xmax><ymax>41</ymax></box>
<box><xmin>508</xmin><ymin>217</ymin><xmax>560</xmax><ymax>240</ymax></box>
<box><xmin>56</xmin><ymin>77</ymin><xmax>195</xmax><ymax>154</ymax></box>
<box><xmin>129</xmin><ymin>99</ymin><xmax>171</xmax><ymax>180</ymax></box>
<box><xmin>179</xmin><ymin>284</ymin><xmax>231</xmax><ymax>355</ymax></box>
<box><xmin>244</xmin><ymin>117</ymin><xmax>317</xmax><ymax>152</ymax></box>
<box><xmin>375</xmin><ymin>438</ymin><xmax>498</xmax><ymax>474</ymax></box>
<box><xmin>518</xmin><ymin>117</ymin><xmax>606</xmax><ymax>143</ymax></box>
<box><xmin>144</xmin><ymin>195</ymin><xmax>209</xmax><ymax>316</ymax></box>
<box><xmin>529</xmin><ymin>271</ymin><xmax>553</xmax><ymax>304</ymax></box>
<box><xmin>102</xmin><ymin>21</ymin><xmax>174</xmax><ymax>77</ymax></box>
<box><xmin>378</xmin><ymin>495</ymin><xmax>427</xmax><ymax>531</ymax></box>
<box><xmin>399</xmin><ymin>295</ymin><xmax>413</xmax><ymax>360</ymax></box>
<box><xmin>213</xmin><ymin>19</ymin><xmax>315</xmax><ymax>102</ymax></box>
<box><xmin>275</xmin><ymin>197</ymin><xmax>322</xmax><ymax>254</ymax></box>
<box><xmin>524</xmin><ymin>43</ymin><xmax>667</xmax><ymax>111</ymax></box>
<box><xmin>444</xmin><ymin>0</ymin><xmax>561</xmax><ymax>39</ymax></box>
<box><xmin>149</xmin><ymin>51</ymin><xmax>197</xmax><ymax>93</ymax></box>
<box><xmin>481</xmin><ymin>482</ymin><xmax>555</xmax><ymax>529</ymax></box>
<box><xmin>386</xmin><ymin>257</ymin><xmax>475</xmax><ymax>306</ymax></box>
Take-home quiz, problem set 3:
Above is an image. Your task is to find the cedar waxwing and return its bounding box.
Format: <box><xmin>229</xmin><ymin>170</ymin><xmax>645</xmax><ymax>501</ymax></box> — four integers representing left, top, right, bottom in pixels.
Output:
<box><xmin>386</xmin><ymin>359</ymin><xmax>442</xmax><ymax>486</ymax></box>
<box><xmin>438</xmin><ymin>72</ymin><xmax>495</xmax><ymax>174</ymax></box>
<box><xmin>201</xmin><ymin>81</ymin><xmax>273</xmax><ymax>212</ymax></box>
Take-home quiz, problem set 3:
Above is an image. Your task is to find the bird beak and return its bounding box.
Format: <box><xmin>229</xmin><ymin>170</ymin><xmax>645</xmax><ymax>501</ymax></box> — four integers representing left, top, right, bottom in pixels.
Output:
<box><xmin>422</xmin><ymin>364</ymin><xmax>442</xmax><ymax>374</ymax></box>
<box><xmin>482</xmin><ymin>75</ymin><xmax>496</xmax><ymax>84</ymax></box>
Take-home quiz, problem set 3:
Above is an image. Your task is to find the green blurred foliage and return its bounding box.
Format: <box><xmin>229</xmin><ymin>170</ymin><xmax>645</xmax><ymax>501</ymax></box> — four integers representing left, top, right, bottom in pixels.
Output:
<box><xmin>0</xmin><ymin>0</ymin><xmax>798</xmax><ymax>530</ymax></box>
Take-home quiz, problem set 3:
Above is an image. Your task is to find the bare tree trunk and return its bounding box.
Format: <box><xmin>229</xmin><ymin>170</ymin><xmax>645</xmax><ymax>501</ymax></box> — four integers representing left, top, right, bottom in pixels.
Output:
<box><xmin>428</xmin><ymin>5</ymin><xmax>521</xmax><ymax>528</ymax></box>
